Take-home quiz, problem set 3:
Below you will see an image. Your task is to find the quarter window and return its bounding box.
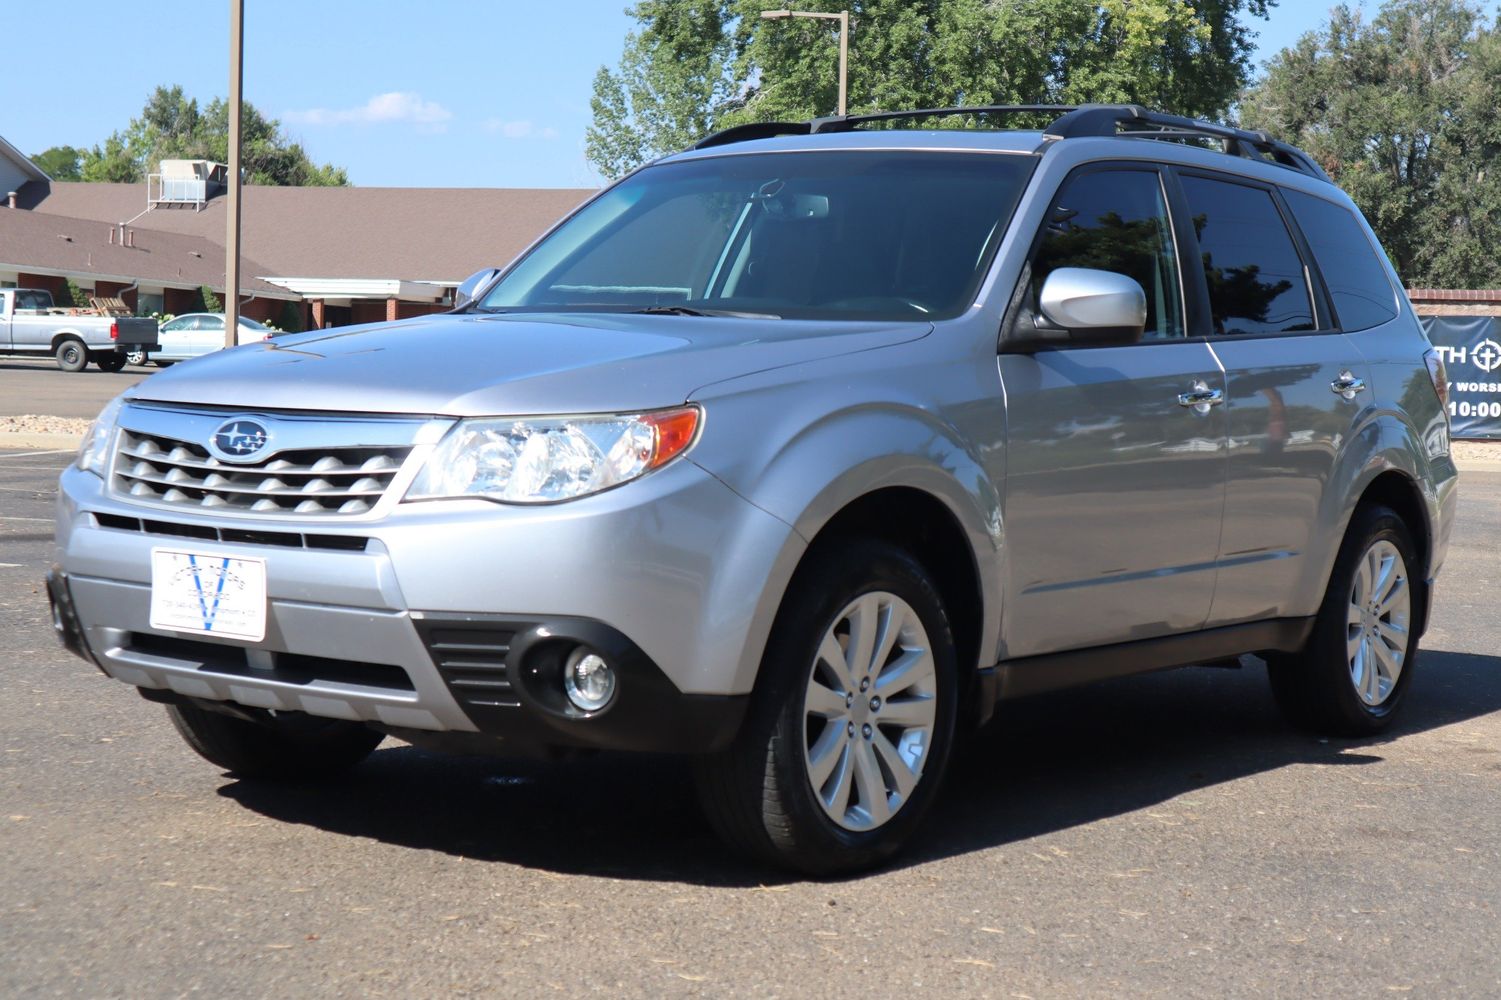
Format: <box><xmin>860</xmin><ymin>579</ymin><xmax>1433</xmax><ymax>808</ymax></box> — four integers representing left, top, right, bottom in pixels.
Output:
<box><xmin>1282</xmin><ymin>189</ymin><xmax>1398</xmax><ymax>332</ymax></box>
<box><xmin>1030</xmin><ymin>169</ymin><xmax>1184</xmax><ymax>339</ymax></box>
<box><xmin>1180</xmin><ymin>175</ymin><xmax>1315</xmax><ymax>336</ymax></box>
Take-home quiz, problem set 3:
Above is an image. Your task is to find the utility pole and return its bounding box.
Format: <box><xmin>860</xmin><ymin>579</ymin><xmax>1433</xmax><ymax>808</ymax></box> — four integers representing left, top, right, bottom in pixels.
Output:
<box><xmin>225</xmin><ymin>0</ymin><xmax>243</xmax><ymax>348</ymax></box>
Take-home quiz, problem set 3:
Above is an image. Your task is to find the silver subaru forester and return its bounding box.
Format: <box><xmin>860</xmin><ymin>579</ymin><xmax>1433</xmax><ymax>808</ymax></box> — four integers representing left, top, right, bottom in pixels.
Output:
<box><xmin>49</xmin><ymin>105</ymin><xmax>1458</xmax><ymax>873</ymax></box>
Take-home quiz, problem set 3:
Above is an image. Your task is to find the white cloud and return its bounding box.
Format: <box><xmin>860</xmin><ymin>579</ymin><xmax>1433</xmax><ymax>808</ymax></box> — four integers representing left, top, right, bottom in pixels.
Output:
<box><xmin>285</xmin><ymin>92</ymin><xmax>453</xmax><ymax>130</ymax></box>
<box><xmin>482</xmin><ymin>119</ymin><xmax>560</xmax><ymax>140</ymax></box>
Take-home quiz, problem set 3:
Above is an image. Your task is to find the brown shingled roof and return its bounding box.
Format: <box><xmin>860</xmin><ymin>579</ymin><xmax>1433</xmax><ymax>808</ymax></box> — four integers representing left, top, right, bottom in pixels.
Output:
<box><xmin>21</xmin><ymin>182</ymin><xmax>595</xmax><ymax>283</ymax></box>
<box><xmin>0</xmin><ymin>206</ymin><xmax>294</xmax><ymax>298</ymax></box>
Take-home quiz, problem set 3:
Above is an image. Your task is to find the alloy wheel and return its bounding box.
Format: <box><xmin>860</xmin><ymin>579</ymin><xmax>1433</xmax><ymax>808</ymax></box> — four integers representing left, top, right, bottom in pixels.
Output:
<box><xmin>801</xmin><ymin>591</ymin><xmax>938</xmax><ymax>831</ymax></box>
<box><xmin>1347</xmin><ymin>539</ymin><xmax>1410</xmax><ymax>706</ymax></box>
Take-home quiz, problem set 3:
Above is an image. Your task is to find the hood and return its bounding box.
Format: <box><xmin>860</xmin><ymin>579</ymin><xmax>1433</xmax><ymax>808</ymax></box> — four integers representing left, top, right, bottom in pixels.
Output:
<box><xmin>127</xmin><ymin>312</ymin><xmax>932</xmax><ymax>416</ymax></box>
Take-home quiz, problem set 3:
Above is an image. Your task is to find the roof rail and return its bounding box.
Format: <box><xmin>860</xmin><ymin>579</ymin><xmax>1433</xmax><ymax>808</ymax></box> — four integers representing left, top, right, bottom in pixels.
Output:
<box><xmin>694</xmin><ymin>121</ymin><xmax>812</xmax><ymax>149</ymax></box>
<box><xmin>692</xmin><ymin>102</ymin><xmax>1328</xmax><ymax>181</ymax></box>
<box><xmin>694</xmin><ymin>106</ymin><xmax>1075</xmax><ymax>150</ymax></box>
<box><xmin>811</xmin><ymin>104</ymin><xmax>1078</xmax><ymax>133</ymax></box>
<box><xmin>1045</xmin><ymin>104</ymin><xmax>1329</xmax><ymax>181</ymax></box>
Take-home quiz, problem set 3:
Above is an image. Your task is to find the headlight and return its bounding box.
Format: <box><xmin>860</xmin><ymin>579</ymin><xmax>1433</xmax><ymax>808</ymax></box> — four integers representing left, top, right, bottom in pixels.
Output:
<box><xmin>406</xmin><ymin>406</ymin><xmax>700</xmax><ymax>504</ymax></box>
<box><xmin>77</xmin><ymin>394</ymin><xmax>126</xmax><ymax>477</ymax></box>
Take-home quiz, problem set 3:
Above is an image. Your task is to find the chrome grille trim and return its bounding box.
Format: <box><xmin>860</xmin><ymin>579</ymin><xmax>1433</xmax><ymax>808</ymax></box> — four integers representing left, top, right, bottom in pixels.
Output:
<box><xmin>108</xmin><ymin>403</ymin><xmax>450</xmax><ymax>518</ymax></box>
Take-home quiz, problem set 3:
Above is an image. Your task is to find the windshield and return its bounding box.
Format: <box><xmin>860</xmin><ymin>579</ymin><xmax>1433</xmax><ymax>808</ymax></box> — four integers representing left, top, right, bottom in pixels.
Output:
<box><xmin>479</xmin><ymin>151</ymin><xmax>1036</xmax><ymax>321</ymax></box>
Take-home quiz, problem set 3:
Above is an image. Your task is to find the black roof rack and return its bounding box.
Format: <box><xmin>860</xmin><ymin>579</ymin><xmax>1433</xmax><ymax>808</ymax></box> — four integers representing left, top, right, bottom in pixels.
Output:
<box><xmin>692</xmin><ymin>102</ymin><xmax>1328</xmax><ymax>181</ymax></box>
<box><xmin>1044</xmin><ymin>104</ymin><xmax>1329</xmax><ymax>181</ymax></box>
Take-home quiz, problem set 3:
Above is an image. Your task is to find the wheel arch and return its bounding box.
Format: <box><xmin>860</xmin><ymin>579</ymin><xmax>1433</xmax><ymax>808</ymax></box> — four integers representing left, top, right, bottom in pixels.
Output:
<box><xmin>51</xmin><ymin>329</ymin><xmax>88</xmax><ymax>351</ymax></box>
<box><xmin>1353</xmin><ymin>468</ymin><xmax>1433</xmax><ymax>637</ymax></box>
<box><xmin>796</xmin><ymin>486</ymin><xmax>988</xmax><ymax>726</ymax></box>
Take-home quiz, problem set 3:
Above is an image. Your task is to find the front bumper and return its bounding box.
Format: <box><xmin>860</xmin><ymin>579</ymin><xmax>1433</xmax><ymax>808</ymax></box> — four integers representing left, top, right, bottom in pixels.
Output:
<box><xmin>53</xmin><ymin>459</ymin><xmax>794</xmax><ymax>754</ymax></box>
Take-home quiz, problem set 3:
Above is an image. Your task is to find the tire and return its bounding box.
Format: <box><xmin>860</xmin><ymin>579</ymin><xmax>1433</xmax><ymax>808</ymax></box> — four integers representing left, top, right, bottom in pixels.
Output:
<box><xmin>95</xmin><ymin>353</ymin><xmax>127</xmax><ymax>373</ymax></box>
<box><xmin>124</xmin><ymin>349</ymin><xmax>145</xmax><ymax>366</ymax></box>
<box><xmin>165</xmin><ymin>702</ymin><xmax>383</xmax><ymax>779</ymax></box>
<box><xmin>1268</xmin><ymin>504</ymin><xmax>1421</xmax><ymax>736</ymax></box>
<box><xmin>55</xmin><ymin>338</ymin><xmax>87</xmax><ymax>373</ymax></box>
<box><xmin>694</xmin><ymin>540</ymin><xmax>959</xmax><ymax>875</ymax></box>
<box><xmin>152</xmin><ymin>360</ymin><xmax>174</xmax><ymax>368</ymax></box>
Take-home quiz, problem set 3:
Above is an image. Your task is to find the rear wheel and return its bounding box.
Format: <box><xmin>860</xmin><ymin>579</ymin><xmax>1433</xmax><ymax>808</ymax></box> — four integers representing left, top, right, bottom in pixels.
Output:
<box><xmin>695</xmin><ymin>540</ymin><xmax>958</xmax><ymax>875</ymax></box>
<box><xmin>124</xmin><ymin>349</ymin><xmax>145</xmax><ymax>366</ymax></box>
<box><xmin>166</xmin><ymin>702</ymin><xmax>383</xmax><ymax>779</ymax></box>
<box><xmin>94</xmin><ymin>353</ymin><xmax>127</xmax><ymax>373</ymax></box>
<box><xmin>55</xmin><ymin>337</ymin><xmax>87</xmax><ymax>373</ymax></box>
<box><xmin>1268</xmin><ymin>504</ymin><xmax>1420</xmax><ymax>736</ymax></box>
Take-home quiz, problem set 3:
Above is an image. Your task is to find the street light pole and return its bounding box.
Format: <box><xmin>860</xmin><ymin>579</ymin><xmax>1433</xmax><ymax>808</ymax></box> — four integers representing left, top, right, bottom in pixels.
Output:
<box><xmin>760</xmin><ymin>9</ymin><xmax>850</xmax><ymax>116</ymax></box>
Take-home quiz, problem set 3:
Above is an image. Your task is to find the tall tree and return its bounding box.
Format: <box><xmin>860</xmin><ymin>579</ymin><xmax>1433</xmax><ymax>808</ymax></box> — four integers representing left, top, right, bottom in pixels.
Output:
<box><xmin>588</xmin><ymin>0</ymin><xmax>1277</xmax><ymax>179</ymax></box>
<box><xmin>31</xmin><ymin>146</ymin><xmax>84</xmax><ymax>181</ymax></box>
<box><xmin>79</xmin><ymin>85</ymin><xmax>348</xmax><ymax>187</ymax></box>
<box><xmin>1240</xmin><ymin>0</ymin><xmax>1501</xmax><ymax>288</ymax></box>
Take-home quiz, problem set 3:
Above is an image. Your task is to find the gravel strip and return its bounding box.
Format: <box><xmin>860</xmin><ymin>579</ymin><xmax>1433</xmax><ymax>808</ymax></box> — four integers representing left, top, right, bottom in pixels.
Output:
<box><xmin>0</xmin><ymin>415</ymin><xmax>93</xmax><ymax>436</ymax></box>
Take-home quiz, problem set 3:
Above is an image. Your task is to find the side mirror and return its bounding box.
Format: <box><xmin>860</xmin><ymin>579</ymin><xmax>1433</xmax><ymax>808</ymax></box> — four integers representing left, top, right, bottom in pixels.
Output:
<box><xmin>454</xmin><ymin>268</ymin><xmax>502</xmax><ymax>310</ymax></box>
<box><xmin>1006</xmin><ymin>267</ymin><xmax>1147</xmax><ymax>351</ymax></box>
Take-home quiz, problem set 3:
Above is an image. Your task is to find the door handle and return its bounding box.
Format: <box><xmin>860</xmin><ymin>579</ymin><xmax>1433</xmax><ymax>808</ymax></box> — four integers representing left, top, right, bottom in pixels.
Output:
<box><xmin>1177</xmin><ymin>383</ymin><xmax>1224</xmax><ymax>412</ymax></box>
<box><xmin>1331</xmin><ymin>371</ymin><xmax>1367</xmax><ymax>400</ymax></box>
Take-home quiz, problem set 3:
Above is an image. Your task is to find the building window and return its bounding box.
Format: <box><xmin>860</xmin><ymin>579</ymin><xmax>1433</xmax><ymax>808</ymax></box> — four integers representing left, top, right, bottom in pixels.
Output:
<box><xmin>137</xmin><ymin>292</ymin><xmax>165</xmax><ymax>316</ymax></box>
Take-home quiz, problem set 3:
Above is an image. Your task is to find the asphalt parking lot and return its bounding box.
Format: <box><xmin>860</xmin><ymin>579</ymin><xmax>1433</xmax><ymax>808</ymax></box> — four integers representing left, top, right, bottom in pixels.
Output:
<box><xmin>0</xmin><ymin>358</ymin><xmax>150</xmax><ymax>419</ymax></box>
<box><xmin>3</xmin><ymin>450</ymin><xmax>1498</xmax><ymax>998</ymax></box>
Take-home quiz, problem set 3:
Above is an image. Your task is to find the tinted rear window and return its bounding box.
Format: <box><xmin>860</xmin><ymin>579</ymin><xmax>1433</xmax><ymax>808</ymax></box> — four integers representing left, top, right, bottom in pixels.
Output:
<box><xmin>1180</xmin><ymin>175</ymin><xmax>1315</xmax><ymax>337</ymax></box>
<box><xmin>1282</xmin><ymin>189</ymin><xmax>1398</xmax><ymax>332</ymax></box>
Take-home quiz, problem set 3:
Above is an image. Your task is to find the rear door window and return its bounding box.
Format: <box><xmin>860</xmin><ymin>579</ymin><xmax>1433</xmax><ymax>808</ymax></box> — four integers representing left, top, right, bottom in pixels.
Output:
<box><xmin>1179</xmin><ymin>175</ymin><xmax>1315</xmax><ymax>337</ymax></box>
<box><xmin>1282</xmin><ymin>189</ymin><xmax>1398</xmax><ymax>332</ymax></box>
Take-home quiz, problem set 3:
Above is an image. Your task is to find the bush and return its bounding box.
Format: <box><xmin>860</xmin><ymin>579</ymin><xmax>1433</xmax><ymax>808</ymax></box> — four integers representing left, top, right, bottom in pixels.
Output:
<box><xmin>192</xmin><ymin>285</ymin><xmax>222</xmax><ymax>313</ymax></box>
<box><xmin>277</xmin><ymin>300</ymin><xmax>305</xmax><ymax>333</ymax></box>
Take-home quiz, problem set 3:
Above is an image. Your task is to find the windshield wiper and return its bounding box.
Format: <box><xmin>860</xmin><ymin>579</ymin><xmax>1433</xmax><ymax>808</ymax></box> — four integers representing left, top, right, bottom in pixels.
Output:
<box><xmin>629</xmin><ymin>305</ymin><xmax>781</xmax><ymax>319</ymax></box>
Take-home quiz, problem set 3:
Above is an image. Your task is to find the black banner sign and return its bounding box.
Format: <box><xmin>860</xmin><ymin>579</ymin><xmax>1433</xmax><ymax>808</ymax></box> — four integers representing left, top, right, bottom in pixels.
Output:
<box><xmin>1420</xmin><ymin>316</ymin><xmax>1501</xmax><ymax>439</ymax></box>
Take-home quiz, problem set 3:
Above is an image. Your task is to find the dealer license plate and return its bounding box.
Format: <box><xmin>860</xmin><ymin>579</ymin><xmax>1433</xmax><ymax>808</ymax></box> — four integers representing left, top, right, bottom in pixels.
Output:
<box><xmin>149</xmin><ymin>549</ymin><xmax>268</xmax><ymax>642</ymax></box>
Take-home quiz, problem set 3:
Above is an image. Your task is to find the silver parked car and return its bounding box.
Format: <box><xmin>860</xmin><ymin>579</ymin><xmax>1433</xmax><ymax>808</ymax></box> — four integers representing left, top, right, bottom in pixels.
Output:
<box><xmin>125</xmin><ymin>313</ymin><xmax>273</xmax><ymax>366</ymax></box>
<box><xmin>49</xmin><ymin>105</ymin><xmax>1458</xmax><ymax>873</ymax></box>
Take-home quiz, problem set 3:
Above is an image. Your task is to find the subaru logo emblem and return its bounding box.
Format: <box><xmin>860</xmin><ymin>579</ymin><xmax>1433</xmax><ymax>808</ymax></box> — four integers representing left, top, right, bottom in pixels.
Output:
<box><xmin>210</xmin><ymin>419</ymin><xmax>270</xmax><ymax>461</ymax></box>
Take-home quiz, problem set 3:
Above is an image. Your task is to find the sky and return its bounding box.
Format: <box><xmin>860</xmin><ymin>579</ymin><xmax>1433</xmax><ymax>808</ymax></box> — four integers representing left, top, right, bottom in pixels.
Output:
<box><xmin>3</xmin><ymin>1</ymin><xmax>1347</xmax><ymax>191</ymax></box>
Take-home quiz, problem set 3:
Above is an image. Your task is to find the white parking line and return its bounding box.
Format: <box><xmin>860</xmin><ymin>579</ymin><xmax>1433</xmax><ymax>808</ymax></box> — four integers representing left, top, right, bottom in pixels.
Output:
<box><xmin>0</xmin><ymin>516</ymin><xmax>52</xmax><ymax>523</ymax></box>
<box><xmin>0</xmin><ymin>450</ymin><xmax>74</xmax><ymax>458</ymax></box>
<box><xmin>0</xmin><ymin>562</ymin><xmax>24</xmax><ymax>568</ymax></box>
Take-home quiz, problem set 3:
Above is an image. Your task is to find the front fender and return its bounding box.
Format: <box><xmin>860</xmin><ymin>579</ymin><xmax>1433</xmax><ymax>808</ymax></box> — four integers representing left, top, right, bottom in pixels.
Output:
<box><xmin>690</xmin><ymin>342</ymin><xmax>1007</xmax><ymax>684</ymax></box>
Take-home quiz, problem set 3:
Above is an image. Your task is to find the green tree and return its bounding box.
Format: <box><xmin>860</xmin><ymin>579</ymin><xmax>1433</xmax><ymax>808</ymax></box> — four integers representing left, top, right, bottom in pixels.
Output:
<box><xmin>1240</xmin><ymin>0</ymin><xmax>1501</xmax><ymax>288</ymax></box>
<box><xmin>79</xmin><ymin>85</ymin><xmax>348</xmax><ymax>187</ymax></box>
<box><xmin>31</xmin><ymin>146</ymin><xmax>83</xmax><ymax>180</ymax></box>
<box><xmin>587</xmin><ymin>0</ymin><xmax>1277</xmax><ymax>179</ymax></box>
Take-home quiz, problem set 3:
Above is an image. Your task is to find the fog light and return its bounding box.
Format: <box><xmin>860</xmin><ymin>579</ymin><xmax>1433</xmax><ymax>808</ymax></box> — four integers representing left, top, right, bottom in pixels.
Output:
<box><xmin>563</xmin><ymin>647</ymin><xmax>616</xmax><ymax>712</ymax></box>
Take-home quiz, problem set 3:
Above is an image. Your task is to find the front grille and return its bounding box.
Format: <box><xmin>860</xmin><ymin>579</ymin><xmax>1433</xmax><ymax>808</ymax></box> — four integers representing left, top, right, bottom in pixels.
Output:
<box><xmin>112</xmin><ymin>428</ymin><xmax>409</xmax><ymax>516</ymax></box>
<box><xmin>92</xmin><ymin>512</ymin><xmax>371</xmax><ymax>551</ymax></box>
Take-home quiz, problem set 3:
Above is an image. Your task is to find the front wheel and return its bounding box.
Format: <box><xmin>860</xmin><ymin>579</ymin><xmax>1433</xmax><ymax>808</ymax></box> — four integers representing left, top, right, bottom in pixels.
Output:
<box><xmin>55</xmin><ymin>338</ymin><xmax>87</xmax><ymax>372</ymax></box>
<box><xmin>695</xmin><ymin>540</ymin><xmax>958</xmax><ymax>875</ymax></box>
<box><xmin>166</xmin><ymin>702</ymin><xmax>383</xmax><ymax>779</ymax></box>
<box><xmin>1268</xmin><ymin>504</ymin><xmax>1420</xmax><ymax>736</ymax></box>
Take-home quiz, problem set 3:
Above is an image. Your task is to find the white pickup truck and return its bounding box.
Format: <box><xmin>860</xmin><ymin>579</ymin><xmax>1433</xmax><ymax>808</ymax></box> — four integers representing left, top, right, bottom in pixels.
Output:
<box><xmin>0</xmin><ymin>288</ymin><xmax>159</xmax><ymax>372</ymax></box>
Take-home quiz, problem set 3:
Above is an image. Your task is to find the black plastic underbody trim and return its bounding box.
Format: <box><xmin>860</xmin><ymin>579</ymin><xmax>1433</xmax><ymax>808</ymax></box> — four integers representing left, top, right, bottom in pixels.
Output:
<box><xmin>993</xmin><ymin>617</ymin><xmax>1317</xmax><ymax>701</ymax></box>
<box><xmin>45</xmin><ymin>567</ymin><xmax>102</xmax><ymax>671</ymax></box>
<box><xmin>412</xmin><ymin>612</ymin><xmax>747</xmax><ymax>754</ymax></box>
